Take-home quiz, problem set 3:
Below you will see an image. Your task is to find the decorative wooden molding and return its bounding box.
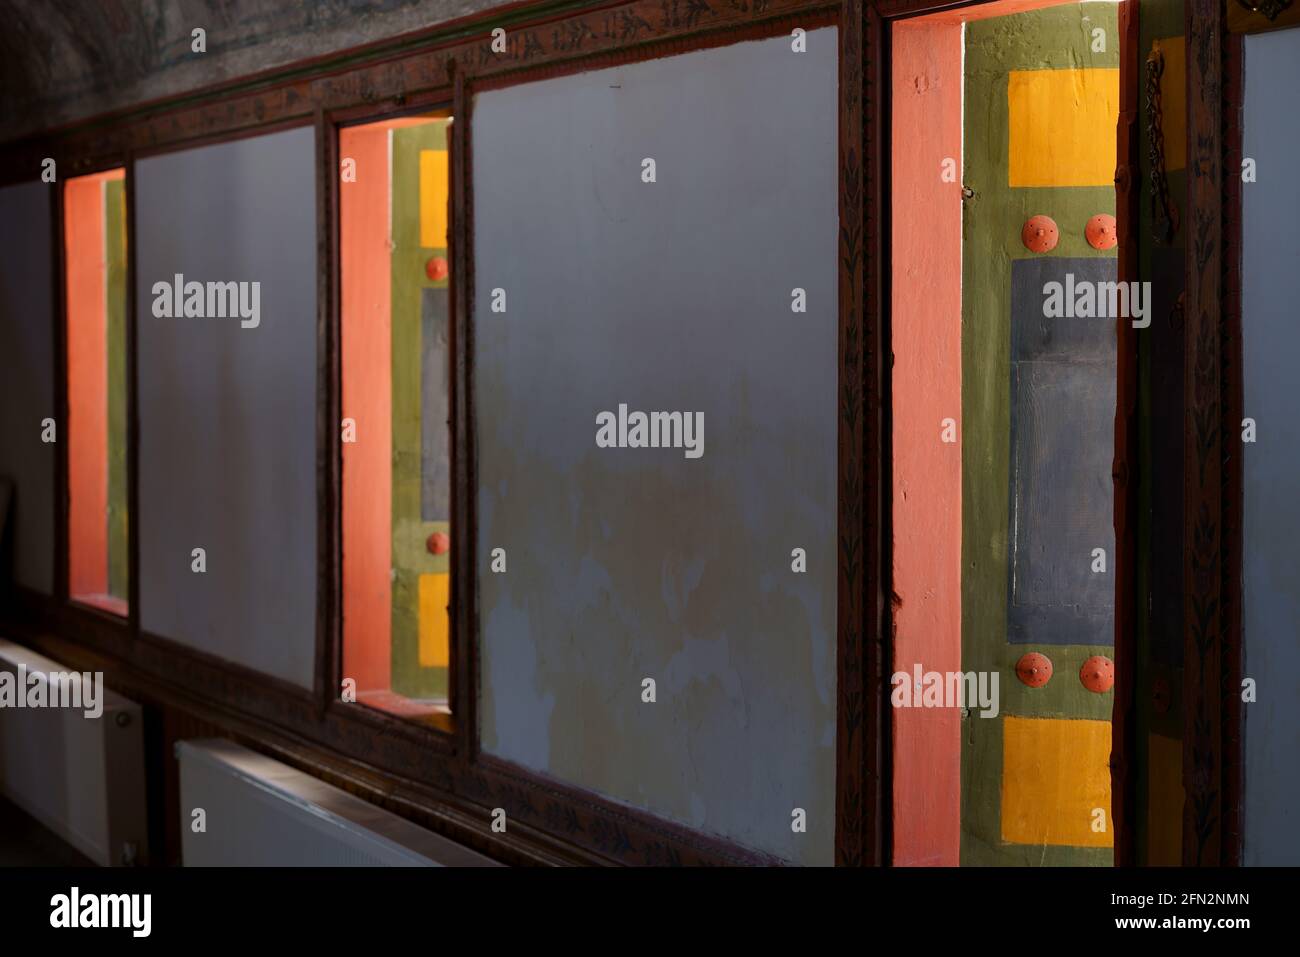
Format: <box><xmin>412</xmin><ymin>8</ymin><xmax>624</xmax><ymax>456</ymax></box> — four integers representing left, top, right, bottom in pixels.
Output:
<box><xmin>315</xmin><ymin>105</ymin><xmax>340</xmax><ymax>717</ymax></box>
<box><xmin>1234</xmin><ymin>0</ymin><xmax>1291</xmax><ymax>21</ymax></box>
<box><xmin>1227</xmin><ymin>0</ymin><xmax>1300</xmax><ymax>33</ymax></box>
<box><xmin>837</xmin><ymin>0</ymin><xmax>864</xmax><ymax>867</ymax></box>
<box><xmin>1111</xmin><ymin>0</ymin><xmax>1141</xmax><ymax>869</ymax></box>
<box><xmin>1220</xmin><ymin>24</ymin><xmax>1246</xmax><ymax>870</ymax></box>
<box><xmin>0</xmin><ymin>0</ymin><xmax>832</xmax><ymax>186</ymax></box>
<box><xmin>1183</xmin><ymin>0</ymin><xmax>1243</xmax><ymax>867</ymax></box>
<box><xmin>449</xmin><ymin>65</ymin><xmax>478</xmax><ymax>762</ymax></box>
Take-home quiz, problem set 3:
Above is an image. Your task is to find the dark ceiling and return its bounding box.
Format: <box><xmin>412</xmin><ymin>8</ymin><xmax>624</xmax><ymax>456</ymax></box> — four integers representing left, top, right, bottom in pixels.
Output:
<box><xmin>0</xmin><ymin>0</ymin><xmax>498</xmax><ymax>144</ymax></box>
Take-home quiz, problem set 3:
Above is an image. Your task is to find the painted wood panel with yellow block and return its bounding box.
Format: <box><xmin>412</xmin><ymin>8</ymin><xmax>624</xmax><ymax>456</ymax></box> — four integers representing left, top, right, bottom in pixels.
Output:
<box><xmin>1001</xmin><ymin>716</ymin><xmax>1113</xmax><ymax>847</ymax></box>
<box><xmin>419</xmin><ymin>149</ymin><xmax>449</xmax><ymax>249</ymax></box>
<box><xmin>1008</xmin><ymin>68</ymin><xmax>1119</xmax><ymax>187</ymax></box>
<box><xmin>1151</xmin><ymin>37</ymin><xmax>1185</xmax><ymax>172</ymax></box>
<box><xmin>417</xmin><ymin>571</ymin><xmax>450</xmax><ymax>668</ymax></box>
<box><xmin>1146</xmin><ymin>732</ymin><xmax>1184</xmax><ymax>864</ymax></box>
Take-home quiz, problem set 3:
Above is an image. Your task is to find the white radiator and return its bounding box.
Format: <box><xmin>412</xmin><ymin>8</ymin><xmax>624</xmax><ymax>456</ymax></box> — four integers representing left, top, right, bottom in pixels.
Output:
<box><xmin>177</xmin><ymin>738</ymin><xmax>499</xmax><ymax>866</ymax></box>
<box><xmin>0</xmin><ymin>638</ymin><xmax>148</xmax><ymax>866</ymax></box>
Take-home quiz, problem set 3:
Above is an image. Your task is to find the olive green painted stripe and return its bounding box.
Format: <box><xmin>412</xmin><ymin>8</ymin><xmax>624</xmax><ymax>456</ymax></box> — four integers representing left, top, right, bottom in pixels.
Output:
<box><xmin>105</xmin><ymin>177</ymin><xmax>129</xmax><ymax>602</ymax></box>
<box><xmin>961</xmin><ymin>5</ymin><xmax>1118</xmax><ymax>866</ymax></box>
<box><xmin>391</xmin><ymin>121</ymin><xmax>450</xmax><ymax>700</ymax></box>
<box><xmin>964</xmin><ymin>3</ymin><xmax>1121</xmax><ymax>75</ymax></box>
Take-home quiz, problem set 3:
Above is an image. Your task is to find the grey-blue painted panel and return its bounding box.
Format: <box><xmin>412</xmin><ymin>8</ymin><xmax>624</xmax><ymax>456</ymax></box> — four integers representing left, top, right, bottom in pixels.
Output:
<box><xmin>1242</xmin><ymin>28</ymin><xmax>1300</xmax><ymax>866</ymax></box>
<box><xmin>1008</xmin><ymin>257</ymin><xmax>1116</xmax><ymax>646</ymax></box>
<box><xmin>134</xmin><ymin>127</ymin><xmax>318</xmax><ymax>689</ymax></box>
<box><xmin>472</xmin><ymin>29</ymin><xmax>838</xmax><ymax>864</ymax></box>
<box><xmin>0</xmin><ymin>181</ymin><xmax>55</xmax><ymax>595</ymax></box>
<box><xmin>421</xmin><ymin>287</ymin><xmax>450</xmax><ymax>523</ymax></box>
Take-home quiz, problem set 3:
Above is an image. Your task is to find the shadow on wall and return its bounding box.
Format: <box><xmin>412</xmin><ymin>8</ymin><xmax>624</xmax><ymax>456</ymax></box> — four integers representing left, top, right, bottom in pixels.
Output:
<box><xmin>0</xmin><ymin>0</ymin><xmax>510</xmax><ymax>141</ymax></box>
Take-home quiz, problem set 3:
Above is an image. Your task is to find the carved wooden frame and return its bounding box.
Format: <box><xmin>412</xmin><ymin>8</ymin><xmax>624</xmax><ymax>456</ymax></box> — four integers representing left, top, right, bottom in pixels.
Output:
<box><xmin>870</xmin><ymin>0</ymin><xmax>1242</xmax><ymax>867</ymax></box>
<box><xmin>1180</xmin><ymin>0</ymin><xmax>1243</xmax><ymax>867</ymax></box>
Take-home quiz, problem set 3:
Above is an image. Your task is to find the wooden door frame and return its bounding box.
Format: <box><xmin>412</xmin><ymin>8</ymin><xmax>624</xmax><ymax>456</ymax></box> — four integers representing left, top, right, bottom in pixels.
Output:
<box><xmin>1201</xmin><ymin>0</ymin><xmax>1300</xmax><ymax>868</ymax></box>
<box><xmin>874</xmin><ymin>0</ymin><xmax>1244</xmax><ymax>867</ymax></box>
<box><xmin>874</xmin><ymin>0</ymin><xmax>1143</xmax><ymax>863</ymax></box>
<box><xmin>1182</xmin><ymin>0</ymin><xmax>1242</xmax><ymax>867</ymax></box>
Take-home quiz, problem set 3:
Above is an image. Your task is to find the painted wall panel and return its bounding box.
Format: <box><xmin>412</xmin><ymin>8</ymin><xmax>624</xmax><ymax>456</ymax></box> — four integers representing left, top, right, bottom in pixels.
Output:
<box><xmin>1008</xmin><ymin>257</ymin><xmax>1116</xmax><ymax>647</ymax></box>
<box><xmin>472</xmin><ymin>30</ymin><xmax>838</xmax><ymax>865</ymax></box>
<box><xmin>135</xmin><ymin>127</ymin><xmax>317</xmax><ymax>689</ymax></box>
<box><xmin>105</xmin><ymin>177</ymin><xmax>129</xmax><ymax>601</ymax></box>
<box><xmin>1001</xmin><ymin>716</ymin><xmax>1112</xmax><ymax>847</ymax></box>
<box><xmin>1241</xmin><ymin>25</ymin><xmax>1300</xmax><ymax>867</ymax></box>
<box><xmin>65</xmin><ymin>168</ymin><xmax>129</xmax><ymax>612</ymax></box>
<box><xmin>890</xmin><ymin>18</ymin><xmax>964</xmax><ymax>867</ymax></box>
<box><xmin>340</xmin><ymin>122</ymin><xmax>393</xmax><ymax>694</ymax></box>
<box><xmin>419</xmin><ymin>287</ymin><xmax>450</xmax><ymax>524</ymax></box>
<box><xmin>0</xmin><ymin>180</ymin><xmax>55</xmax><ymax>595</ymax></box>
<box><xmin>391</xmin><ymin>120</ymin><xmax>451</xmax><ymax>701</ymax></box>
<box><xmin>961</xmin><ymin>4</ymin><xmax>1117</xmax><ymax>866</ymax></box>
<box><xmin>64</xmin><ymin>174</ymin><xmax>110</xmax><ymax>600</ymax></box>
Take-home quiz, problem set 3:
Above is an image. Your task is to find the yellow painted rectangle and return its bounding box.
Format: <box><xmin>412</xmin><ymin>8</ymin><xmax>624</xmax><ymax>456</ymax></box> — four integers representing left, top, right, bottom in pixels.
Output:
<box><xmin>418</xmin><ymin>572</ymin><xmax>449</xmax><ymax>668</ymax></box>
<box><xmin>1008</xmin><ymin>68</ymin><xmax>1120</xmax><ymax>187</ymax></box>
<box><xmin>1001</xmin><ymin>716</ymin><xmax>1113</xmax><ymax>848</ymax></box>
<box><xmin>1154</xmin><ymin>38</ymin><xmax>1186</xmax><ymax>172</ymax></box>
<box><xmin>419</xmin><ymin>150</ymin><xmax>449</xmax><ymax>249</ymax></box>
<box><xmin>1147</xmin><ymin>732</ymin><xmax>1184</xmax><ymax>865</ymax></box>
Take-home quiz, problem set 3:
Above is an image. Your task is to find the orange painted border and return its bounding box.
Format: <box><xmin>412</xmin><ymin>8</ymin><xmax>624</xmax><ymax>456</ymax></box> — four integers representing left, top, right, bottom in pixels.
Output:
<box><xmin>890</xmin><ymin>18</ymin><xmax>964</xmax><ymax>867</ymax></box>
<box><xmin>65</xmin><ymin>168</ymin><xmax>123</xmax><ymax>602</ymax></box>
<box><xmin>340</xmin><ymin>122</ymin><xmax>398</xmax><ymax>693</ymax></box>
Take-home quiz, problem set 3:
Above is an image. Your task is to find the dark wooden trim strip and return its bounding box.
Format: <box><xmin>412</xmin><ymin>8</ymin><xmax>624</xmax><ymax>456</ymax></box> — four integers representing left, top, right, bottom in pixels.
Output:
<box><xmin>125</xmin><ymin>152</ymin><xmax>141</xmax><ymax>639</ymax></box>
<box><xmin>51</xmin><ymin>173</ymin><xmax>68</xmax><ymax>603</ymax></box>
<box><xmin>1220</xmin><ymin>26</ymin><xmax>1245</xmax><ymax>868</ymax></box>
<box><xmin>835</xmin><ymin>0</ymin><xmax>885</xmax><ymax>868</ymax></box>
<box><xmin>869</xmin><ymin>2</ymin><xmax>891</xmax><ymax>872</ymax></box>
<box><xmin>835</xmin><ymin>0</ymin><xmax>864</xmax><ymax>868</ymax></box>
<box><xmin>471</xmin><ymin>754</ymin><xmax>784</xmax><ymax>865</ymax></box>
<box><xmin>0</xmin><ymin>0</ymin><xmax>827</xmax><ymax>188</ymax></box>
<box><xmin>468</xmin><ymin>5</ymin><xmax>838</xmax><ymax>93</ymax></box>
<box><xmin>1182</xmin><ymin>0</ymin><xmax>1231</xmax><ymax>867</ymax></box>
<box><xmin>315</xmin><ymin>105</ymin><xmax>340</xmax><ymax>715</ymax></box>
<box><xmin>450</xmin><ymin>64</ymin><xmax>477</xmax><ymax>761</ymax></box>
<box><xmin>1111</xmin><ymin>0</ymin><xmax>1141</xmax><ymax>869</ymax></box>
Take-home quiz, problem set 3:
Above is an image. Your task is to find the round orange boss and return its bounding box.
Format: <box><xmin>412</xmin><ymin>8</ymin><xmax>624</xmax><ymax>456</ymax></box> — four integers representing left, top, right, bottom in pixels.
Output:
<box><xmin>1021</xmin><ymin>215</ymin><xmax>1059</xmax><ymax>253</ymax></box>
<box><xmin>1015</xmin><ymin>652</ymin><xmax>1053</xmax><ymax>688</ymax></box>
<box><xmin>1085</xmin><ymin>213</ymin><xmax>1118</xmax><ymax>250</ymax></box>
<box><xmin>1080</xmin><ymin>655</ymin><xmax>1115</xmax><ymax>693</ymax></box>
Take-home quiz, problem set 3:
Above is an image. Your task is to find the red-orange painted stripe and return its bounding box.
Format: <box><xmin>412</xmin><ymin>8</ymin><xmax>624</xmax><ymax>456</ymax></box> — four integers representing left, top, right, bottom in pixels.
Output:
<box><xmin>65</xmin><ymin>170</ymin><xmax>122</xmax><ymax>600</ymax></box>
<box><xmin>341</xmin><ymin>123</ymin><xmax>396</xmax><ymax>692</ymax></box>
<box><xmin>890</xmin><ymin>20</ymin><xmax>964</xmax><ymax>866</ymax></box>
